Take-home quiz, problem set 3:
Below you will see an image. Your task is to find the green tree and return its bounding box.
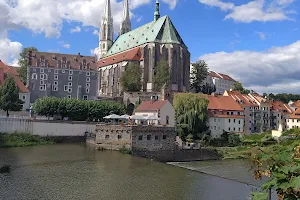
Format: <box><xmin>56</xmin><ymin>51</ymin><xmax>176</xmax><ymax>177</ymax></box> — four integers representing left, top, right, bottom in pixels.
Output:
<box><xmin>173</xmin><ymin>93</ymin><xmax>209</xmax><ymax>140</ymax></box>
<box><xmin>190</xmin><ymin>60</ymin><xmax>209</xmax><ymax>93</ymax></box>
<box><xmin>153</xmin><ymin>61</ymin><xmax>170</xmax><ymax>92</ymax></box>
<box><xmin>232</xmin><ymin>81</ymin><xmax>250</xmax><ymax>94</ymax></box>
<box><xmin>0</xmin><ymin>77</ymin><xmax>24</xmax><ymax>117</ymax></box>
<box><xmin>18</xmin><ymin>47</ymin><xmax>38</xmax><ymax>85</ymax></box>
<box><xmin>120</xmin><ymin>62</ymin><xmax>142</xmax><ymax>92</ymax></box>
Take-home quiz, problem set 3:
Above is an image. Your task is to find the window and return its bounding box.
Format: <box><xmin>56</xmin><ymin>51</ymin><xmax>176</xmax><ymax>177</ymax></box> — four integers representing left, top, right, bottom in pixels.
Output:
<box><xmin>40</xmin><ymin>68</ymin><xmax>44</xmax><ymax>73</ymax></box>
<box><xmin>22</xmin><ymin>95</ymin><xmax>26</xmax><ymax>100</ymax></box>
<box><xmin>229</xmin><ymin>127</ymin><xmax>231</xmax><ymax>131</ymax></box>
<box><xmin>239</xmin><ymin>120</ymin><xmax>241</xmax><ymax>124</ymax></box>
<box><xmin>234</xmin><ymin>127</ymin><xmax>236</xmax><ymax>131</ymax></box>
<box><xmin>234</xmin><ymin>119</ymin><xmax>236</xmax><ymax>123</ymax></box>
<box><xmin>214</xmin><ymin>118</ymin><xmax>216</xmax><ymax>122</ymax></box>
<box><xmin>105</xmin><ymin>135</ymin><xmax>109</xmax><ymax>139</ymax></box>
<box><xmin>166</xmin><ymin>116</ymin><xmax>169</xmax><ymax>125</ymax></box>
<box><xmin>83</xmin><ymin>95</ymin><xmax>88</xmax><ymax>100</ymax></box>
<box><xmin>40</xmin><ymin>80</ymin><xmax>45</xmax><ymax>85</ymax></box>
<box><xmin>48</xmin><ymin>69</ymin><xmax>51</xmax><ymax>73</ymax></box>
<box><xmin>214</xmin><ymin>126</ymin><xmax>216</xmax><ymax>130</ymax></box>
<box><xmin>33</xmin><ymin>68</ymin><xmax>36</xmax><ymax>72</ymax></box>
<box><xmin>92</xmin><ymin>72</ymin><xmax>95</xmax><ymax>75</ymax></box>
<box><xmin>39</xmin><ymin>85</ymin><xmax>46</xmax><ymax>91</ymax></box>
<box><xmin>163</xmin><ymin>135</ymin><xmax>167</xmax><ymax>140</ymax></box>
<box><xmin>54</xmin><ymin>81</ymin><xmax>58</xmax><ymax>86</ymax></box>
<box><xmin>79</xmin><ymin>71</ymin><xmax>82</xmax><ymax>74</ymax></box>
<box><xmin>86</xmin><ymin>77</ymin><xmax>90</xmax><ymax>82</ymax></box>
<box><xmin>228</xmin><ymin>119</ymin><xmax>231</xmax><ymax>123</ymax></box>
<box><xmin>67</xmin><ymin>95</ymin><xmax>71</xmax><ymax>99</ymax></box>
<box><xmin>68</xmin><ymin>82</ymin><xmax>72</xmax><ymax>86</ymax></box>
<box><xmin>62</xmin><ymin>70</ymin><xmax>65</xmax><ymax>73</ymax></box>
<box><xmin>118</xmin><ymin>135</ymin><xmax>122</xmax><ymax>140</ymax></box>
<box><xmin>64</xmin><ymin>85</ymin><xmax>68</xmax><ymax>91</ymax></box>
<box><xmin>155</xmin><ymin>136</ymin><xmax>159</xmax><ymax>140</ymax></box>
<box><xmin>68</xmin><ymin>88</ymin><xmax>72</xmax><ymax>93</ymax></box>
<box><xmin>239</xmin><ymin>127</ymin><xmax>241</xmax><ymax>131</ymax></box>
<box><xmin>54</xmin><ymin>69</ymin><xmax>58</xmax><ymax>74</ymax></box>
<box><xmin>54</xmin><ymin>75</ymin><xmax>58</xmax><ymax>80</ymax></box>
<box><xmin>69</xmin><ymin>70</ymin><xmax>73</xmax><ymax>75</ymax></box>
<box><xmin>68</xmin><ymin>76</ymin><xmax>72</xmax><ymax>81</ymax></box>
<box><xmin>52</xmin><ymin>85</ymin><xmax>58</xmax><ymax>91</ymax></box>
<box><xmin>86</xmin><ymin>72</ymin><xmax>90</xmax><ymax>76</ymax></box>
<box><xmin>86</xmin><ymin>88</ymin><xmax>90</xmax><ymax>93</ymax></box>
<box><xmin>147</xmin><ymin>135</ymin><xmax>151</xmax><ymax>140</ymax></box>
<box><xmin>86</xmin><ymin>83</ymin><xmax>90</xmax><ymax>88</ymax></box>
<box><xmin>138</xmin><ymin>136</ymin><xmax>143</xmax><ymax>140</ymax></box>
<box><xmin>32</xmin><ymin>73</ymin><xmax>37</xmax><ymax>80</ymax></box>
<box><xmin>40</xmin><ymin>74</ymin><xmax>44</xmax><ymax>80</ymax></box>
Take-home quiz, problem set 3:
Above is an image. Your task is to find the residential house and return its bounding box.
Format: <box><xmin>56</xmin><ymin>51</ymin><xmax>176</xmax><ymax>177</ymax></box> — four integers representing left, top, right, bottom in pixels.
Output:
<box><xmin>270</xmin><ymin>100</ymin><xmax>293</xmax><ymax>132</ymax></box>
<box><xmin>0</xmin><ymin>60</ymin><xmax>30</xmax><ymax>110</ymax></box>
<box><xmin>134</xmin><ymin>98</ymin><xmax>175</xmax><ymax>127</ymax></box>
<box><xmin>287</xmin><ymin>108</ymin><xmax>300</xmax><ymax>129</ymax></box>
<box><xmin>27</xmin><ymin>51</ymin><xmax>99</xmax><ymax>103</ymax></box>
<box><xmin>208</xmin><ymin>95</ymin><xmax>244</xmax><ymax>138</ymax></box>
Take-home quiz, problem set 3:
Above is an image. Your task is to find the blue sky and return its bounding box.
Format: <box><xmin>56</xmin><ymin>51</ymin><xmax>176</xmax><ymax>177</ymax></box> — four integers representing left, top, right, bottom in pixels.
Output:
<box><xmin>1</xmin><ymin>0</ymin><xmax>300</xmax><ymax>94</ymax></box>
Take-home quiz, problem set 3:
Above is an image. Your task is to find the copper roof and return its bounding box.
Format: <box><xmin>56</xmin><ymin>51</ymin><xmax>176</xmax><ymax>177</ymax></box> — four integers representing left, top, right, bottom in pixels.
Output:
<box><xmin>135</xmin><ymin>100</ymin><xmax>168</xmax><ymax>111</ymax></box>
<box><xmin>29</xmin><ymin>51</ymin><xmax>97</xmax><ymax>70</ymax></box>
<box><xmin>97</xmin><ymin>47</ymin><xmax>142</xmax><ymax>68</ymax></box>
<box><xmin>0</xmin><ymin>61</ymin><xmax>29</xmax><ymax>93</ymax></box>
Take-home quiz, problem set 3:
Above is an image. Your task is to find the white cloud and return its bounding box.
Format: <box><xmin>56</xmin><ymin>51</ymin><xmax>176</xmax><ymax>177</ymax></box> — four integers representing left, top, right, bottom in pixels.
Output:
<box><xmin>199</xmin><ymin>40</ymin><xmax>300</xmax><ymax>94</ymax></box>
<box><xmin>0</xmin><ymin>38</ymin><xmax>22</xmax><ymax>66</ymax></box>
<box><xmin>199</xmin><ymin>0</ymin><xmax>234</xmax><ymax>11</ymax></box>
<box><xmin>58</xmin><ymin>41</ymin><xmax>71</xmax><ymax>49</ymax></box>
<box><xmin>70</xmin><ymin>26</ymin><xmax>81</xmax><ymax>33</ymax></box>
<box><xmin>198</xmin><ymin>0</ymin><xmax>295</xmax><ymax>23</ymax></box>
<box><xmin>255</xmin><ymin>31</ymin><xmax>266</xmax><ymax>40</ymax></box>
<box><xmin>161</xmin><ymin>0</ymin><xmax>179</xmax><ymax>10</ymax></box>
<box><xmin>93</xmin><ymin>29</ymin><xmax>99</xmax><ymax>36</ymax></box>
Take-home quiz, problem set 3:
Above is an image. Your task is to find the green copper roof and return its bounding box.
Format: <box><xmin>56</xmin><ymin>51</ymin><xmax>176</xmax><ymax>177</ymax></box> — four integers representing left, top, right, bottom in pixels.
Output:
<box><xmin>104</xmin><ymin>15</ymin><xmax>186</xmax><ymax>57</ymax></box>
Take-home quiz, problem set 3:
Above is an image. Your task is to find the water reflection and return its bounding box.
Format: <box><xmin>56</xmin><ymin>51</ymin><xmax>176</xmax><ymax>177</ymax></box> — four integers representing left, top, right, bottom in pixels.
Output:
<box><xmin>0</xmin><ymin>144</ymin><xmax>263</xmax><ymax>200</ymax></box>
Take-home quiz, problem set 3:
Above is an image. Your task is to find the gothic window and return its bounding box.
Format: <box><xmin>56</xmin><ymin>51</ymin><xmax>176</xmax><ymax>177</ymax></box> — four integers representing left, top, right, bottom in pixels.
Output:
<box><xmin>166</xmin><ymin>116</ymin><xmax>169</xmax><ymax>125</ymax></box>
<box><xmin>182</xmin><ymin>54</ymin><xmax>186</xmax><ymax>86</ymax></box>
<box><xmin>172</xmin><ymin>50</ymin><xmax>178</xmax><ymax>84</ymax></box>
<box><xmin>67</xmin><ymin>61</ymin><xmax>71</xmax><ymax>69</ymax></box>
<box><xmin>57</xmin><ymin>60</ymin><xmax>62</xmax><ymax>68</ymax></box>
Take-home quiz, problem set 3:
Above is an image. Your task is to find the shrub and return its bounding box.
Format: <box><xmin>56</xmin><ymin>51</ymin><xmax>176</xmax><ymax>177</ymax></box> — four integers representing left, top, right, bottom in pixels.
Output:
<box><xmin>33</xmin><ymin>97</ymin><xmax>126</xmax><ymax>121</ymax></box>
<box><xmin>0</xmin><ymin>164</ymin><xmax>11</xmax><ymax>174</ymax></box>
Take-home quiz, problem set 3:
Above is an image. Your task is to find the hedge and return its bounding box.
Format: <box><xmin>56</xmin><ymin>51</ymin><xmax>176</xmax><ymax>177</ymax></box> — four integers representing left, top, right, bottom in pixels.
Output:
<box><xmin>33</xmin><ymin>97</ymin><xmax>126</xmax><ymax>121</ymax></box>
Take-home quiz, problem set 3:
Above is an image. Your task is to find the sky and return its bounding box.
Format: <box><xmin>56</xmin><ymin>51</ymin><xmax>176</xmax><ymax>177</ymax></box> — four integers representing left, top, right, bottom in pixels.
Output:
<box><xmin>1</xmin><ymin>0</ymin><xmax>300</xmax><ymax>94</ymax></box>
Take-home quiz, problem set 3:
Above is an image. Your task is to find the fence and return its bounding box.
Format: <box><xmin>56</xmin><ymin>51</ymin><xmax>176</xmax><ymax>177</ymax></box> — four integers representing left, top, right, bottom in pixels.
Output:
<box><xmin>0</xmin><ymin>117</ymin><xmax>97</xmax><ymax>137</ymax></box>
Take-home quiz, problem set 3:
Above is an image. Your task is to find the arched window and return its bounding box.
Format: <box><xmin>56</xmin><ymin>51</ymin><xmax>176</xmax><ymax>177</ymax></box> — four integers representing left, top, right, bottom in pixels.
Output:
<box><xmin>166</xmin><ymin>116</ymin><xmax>169</xmax><ymax>125</ymax></box>
<box><xmin>57</xmin><ymin>60</ymin><xmax>61</xmax><ymax>68</ymax></box>
<box><xmin>67</xmin><ymin>61</ymin><xmax>71</xmax><ymax>69</ymax></box>
<box><xmin>83</xmin><ymin>59</ymin><xmax>86</xmax><ymax>66</ymax></box>
<box><xmin>182</xmin><ymin>53</ymin><xmax>186</xmax><ymax>86</ymax></box>
<box><xmin>172</xmin><ymin>51</ymin><xmax>177</xmax><ymax>84</ymax></box>
<box><xmin>40</xmin><ymin>56</ymin><xmax>45</xmax><ymax>67</ymax></box>
<box><xmin>87</xmin><ymin>63</ymin><xmax>90</xmax><ymax>70</ymax></box>
<box><xmin>31</xmin><ymin>73</ymin><xmax>37</xmax><ymax>80</ymax></box>
<box><xmin>62</xmin><ymin>57</ymin><xmax>67</xmax><ymax>68</ymax></box>
<box><xmin>40</xmin><ymin>56</ymin><xmax>45</xmax><ymax>62</ymax></box>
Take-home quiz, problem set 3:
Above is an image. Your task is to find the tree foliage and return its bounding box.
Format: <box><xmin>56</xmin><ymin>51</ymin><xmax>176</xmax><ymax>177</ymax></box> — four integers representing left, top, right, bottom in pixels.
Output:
<box><xmin>251</xmin><ymin>142</ymin><xmax>300</xmax><ymax>200</ymax></box>
<box><xmin>18</xmin><ymin>47</ymin><xmax>38</xmax><ymax>85</ymax></box>
<box><xmin>173</xmin><ymin>93</ymin><xmax>209</xmax><ymax>140</ymax></box>
<box><xmin>0</xmin><ymin>77</ymin><xmax>24</xmax><ymax>117</ymax></box>
<box><xmin>153</xmin><ymin>60</ymin><xmax>170</xmax><ymax>92</ymax></box>
<box><xmin>232</xmin><ymin>81</ymin><xmax>250</xmax><ymax>94</ymax></box>
<box><xmin>190</xmin><ymin>60</ymin><xmax>209</xmax><ymax>93</ymax></box>
<box><xmin>120</xmin><ymin>62</ymin><xmax>142</xmax><ymax>92</ymax></box>
<box><xmin>264</xmin><ymin>93</ymin><xmax>300</xmax><ymax>104</ymax></box>
<box><xmin>33</xmin><ymin>97</ymin><xmax>126</xmax><ymax>121</ymax></box>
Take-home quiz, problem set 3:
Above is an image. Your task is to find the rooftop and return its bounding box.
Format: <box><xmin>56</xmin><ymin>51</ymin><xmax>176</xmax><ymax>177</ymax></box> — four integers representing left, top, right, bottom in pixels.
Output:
<box><xmin>225</xmin><ymin>91</ymin><xmax>259</xmax><ymax>107</ymax></box>
<box><xmin>135</xmin><ymin>100</ymin><xmax>168</xmax><ymax>111</ymax></box>
<box><xmin>208</xmin><ymin>96</ymin><xmax>243</xmax><ymax>111</ymax></box>
<box><xmin>104</xmin><ymin>15</ymin><xmax>186</xmax><ymax>58</ymax></box>
<box><xmin>209</xmin><ymin>71</ymin><xmax>236</xmax><ymax>82</ymax></box>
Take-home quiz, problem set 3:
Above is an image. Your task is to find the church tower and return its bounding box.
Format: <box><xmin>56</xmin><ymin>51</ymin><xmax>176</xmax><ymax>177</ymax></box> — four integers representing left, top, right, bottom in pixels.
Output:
<box><xmin>154</xmin><ymin>0</ymin><xmax>160</xmax><ymax>21</ymax></box>
<box><xmin>119</xmin><ymin>0</ymin><xmax>131</xmax><ymax>35</ymax></box>
<box><xmin>99</xmin><ymin>0</ymin><xmax>114</xmax><ymax>59</ymax></box>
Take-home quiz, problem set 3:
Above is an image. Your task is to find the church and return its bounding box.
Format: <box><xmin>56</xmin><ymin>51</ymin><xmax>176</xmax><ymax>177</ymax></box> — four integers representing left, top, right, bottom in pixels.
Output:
<box><xmin>97</xmin><ymin>0</ymin><xmax>190</xmax><ymax>97</ymax></box>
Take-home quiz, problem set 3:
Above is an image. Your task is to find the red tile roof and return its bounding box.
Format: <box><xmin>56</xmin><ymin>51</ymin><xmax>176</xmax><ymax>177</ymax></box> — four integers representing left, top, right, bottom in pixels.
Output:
<box><xmin>29</xmin><ymin>51</ymin><xmax>97</xmax><ymax>70</ymax></box>
<box><xmin>97</xmin><ymin>47</ymin><xmax>142</xmax><ymax>68</ymax></box>
<box><xmin>208</xmin><ymin>96</ymin><xmax>243</xmax><ymax>111</ymax></box>
<box><xmin>0</xmin><ymin>61</ymin><xmax>30</xmax><ymax>93</ymax></box>
<box><xmin>289</xmin><ymin>108</ymin><xmax>300</xmax><ymax>119</ymax></box>
<box><xmin>270</xmin><ymin>100</ymin><xmax>293</xmax><ymax>114</ymax></box>
<box><xmin>209</xmin><ymin>71</ymin><xmax>236</xmax><ymax>82</ymax></box>
<box><xmin>291</xmin><ymin>100</ymin><xmax>300</xmax><ymax>107</ymax></box>
<box><xmin>135</xmin><ymin>100</ymin><xmax>168</xmax><ymax>112</ymax></box>
<box><xmin>225</xmin><ymin>91</ymin><xmax>259</xmax><ymax>107</ymax></box>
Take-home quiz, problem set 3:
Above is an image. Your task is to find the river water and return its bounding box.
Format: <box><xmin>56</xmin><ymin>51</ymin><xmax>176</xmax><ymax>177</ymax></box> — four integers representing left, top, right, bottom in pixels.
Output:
<box><xmin>0</xmin><ymin>144</ymin><xmax>272</xmax><ymax>200</ymax></box>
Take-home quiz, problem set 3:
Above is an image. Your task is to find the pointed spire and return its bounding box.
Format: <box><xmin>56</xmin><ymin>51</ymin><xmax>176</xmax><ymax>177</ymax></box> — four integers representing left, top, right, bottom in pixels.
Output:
<box><xmin>154</xmin><ymin>0</ymin><xmax>160</xmax><ymax>21</ymax></box>
<box><xmin>104</xmin><ymin>0</ymin><xmax>112</xmax><ymax>21</ymax></box>
<box><xmin>119</xmin><ymin>0</ymin><xmax>131</xmax><ymax>35</ymax></box>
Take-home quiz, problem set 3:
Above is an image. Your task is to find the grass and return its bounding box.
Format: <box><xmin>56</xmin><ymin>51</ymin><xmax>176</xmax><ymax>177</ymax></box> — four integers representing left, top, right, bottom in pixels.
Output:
<box><xmin>0</xmin><ymin>132</ymin><xmax>59</xmax><ymax>148</ymax></box>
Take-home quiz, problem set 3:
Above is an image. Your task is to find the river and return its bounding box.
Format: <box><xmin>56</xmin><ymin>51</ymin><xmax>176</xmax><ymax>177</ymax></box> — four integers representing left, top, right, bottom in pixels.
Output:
<box><xmin>0</xmin><ymin>144</ymin><xmax>273</xmax><ymax>200</ymax></box>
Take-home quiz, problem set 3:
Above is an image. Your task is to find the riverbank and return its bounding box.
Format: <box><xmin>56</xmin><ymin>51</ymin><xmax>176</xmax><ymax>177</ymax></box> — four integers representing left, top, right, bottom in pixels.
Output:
<box><xmin>0</xmin><ymin>133</ymin><xmax>59</xmax><ymax>148</ymax></box>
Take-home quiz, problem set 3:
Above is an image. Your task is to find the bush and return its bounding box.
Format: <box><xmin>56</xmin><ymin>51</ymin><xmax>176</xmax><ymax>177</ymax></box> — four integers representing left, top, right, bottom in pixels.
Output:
<box><xmin>0</xmin><ymin>164</ymin><xmax>11</xmax><ymax>174</ymax></box>
<box><xmin>33</xmin><ymin>97</ymin><xmax>126</xmax><ymax>121</ymax></box>
<box><xmin>119</xmin><ymin>146</ymin><xmax>132</xmax><ymax>154</ymax></box>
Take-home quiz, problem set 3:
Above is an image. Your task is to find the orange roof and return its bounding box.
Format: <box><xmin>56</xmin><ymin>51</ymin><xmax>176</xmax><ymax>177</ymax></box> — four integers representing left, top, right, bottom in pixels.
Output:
<box><xmin>209</xmin><ymin>71</ymin><xmax>236</xmax><ymax>82</ymax></box>
<box><xmin>135</xmin><ymin>100</ymin><xmax>168</xmax><ymax>112</ymax></box>
<box><xmin>289</xmin><ymin>109</ymin><xmax>300</xmax><ymax>119</ymax></box>
<box><xmin>270</xmin><ymin>100</ymin><xmax>293</xmax><ymax>114</ymax></box>
<box><xmin>208</xmin><ymin>96</ymin><xmax>243</xmax><ymax>111</ymax></box>
<box><xmin>0</xmin><ymin>60</ymin><xmax>30</xmax><ymax>93</ymax></box>
<box><xmin>97</xmin><ymin>47</ymin><xmax>142</xmax><ymax>68</ymax></box>
<box><xmin>226</xmin><ymin>91</ymin><xmax>259</xmax><ymax>107</ymax></box>
<box><xmin>291</xmin><ymin>100</ymin><xmax>300</xmax><ymax>107</ymax></box>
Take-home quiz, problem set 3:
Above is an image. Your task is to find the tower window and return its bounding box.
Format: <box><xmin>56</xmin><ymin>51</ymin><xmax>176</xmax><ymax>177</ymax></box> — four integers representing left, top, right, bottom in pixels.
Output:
<box><xmin>102</xmin><ymin>43</ymin><xmax>105</xmax><ymax>49</ymax></box>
